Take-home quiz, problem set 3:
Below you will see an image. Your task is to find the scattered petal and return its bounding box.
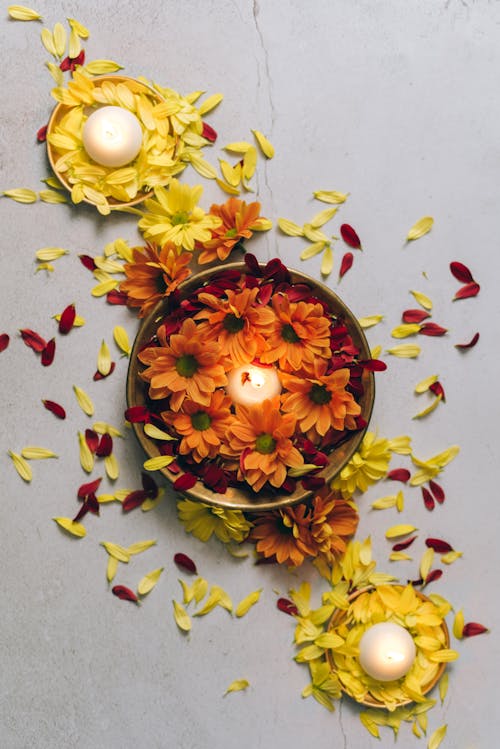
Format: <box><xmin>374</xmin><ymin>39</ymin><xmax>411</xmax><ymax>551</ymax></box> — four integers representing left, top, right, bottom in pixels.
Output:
<box><xmin>58</xmin><ymin>304</ymin><xmax>76</xmax><ymax>334</ymax></box>
<box><xmin>2</xmin><ymin>188</ymin><xmax>38</xmax><ymax>203</ymax></box>
<box><xmin>174</xmin><ymin>553</ymin><xmax>197</xmax><ymax>574</ymax></box>
<box><xmin>112</xmin><ymin>585</ymin><xmax>139</xmax><ymax>604</ymax></box>
<box><xmin>278</xmin><ymin>218</ymin><xmax>304</xmax><ymax>237</ymax></box>
<box><xmin>84</xmin><ymin>60</ymin><xmax>124</xmax><ymax>75</ymax></box>
<box><xmin>441</xmin><ymin>551</ymin><xmax>462</xmax><ymax>564</ymax></box>
<box><xmin>407</xmin><ymin>216</ymin><xmax>434</xmax><ymax>241</ymax></box>
<box><xmin>463</xmin><ymin>622</ymin><xmax>489</xmax><ymax>637</ymax></box>
<box><xmin>424</xmin><ymin>569</ymin><xmax>443</xmax><ymax>585</ymax></box>
<box><xmin>224</xmin><ymin>679</ymin><xmax>249</xmax><ymax>695</ymax></box>
<box><xmin>8</xmin><ymin>5</ymin><xmax>42</xmax><ymax>21</ymax></box>
<box><xmin>8</xmin><ymin>451</ymin><xmax>32</xmax><ymax>481</ymax></box>
<box><xmin>173</xmin><ymin>472</ymin><xmax>197</xmax><ymax>490</ymax></box>
<box><xmin>439</xmin><ymin>672</ymin><xmax>449</xmax><ymax>704</ymax></box>
<box><xmin>392</xmin><ymin>536</ymin><xmax>417</xmax><ymax>551</ymax></box>
<box><xmin>313</xmin><ymin>190</ymin><xmax>348</xmax><ymax>204</ymax></box>
<box><xmin>340</xmin><ymin>224</ymin><xmax>362</xmax><ymax>250</ymax></box>
<box><xmin>420</xmin><ymin>547</ymin><xmax>435</xmax><ymax>581</ymax></box>
<box><xmin>113</xmin><ymin>326</ymin><xmax>131</xmax><ymax>356</ymax></box>
<box><xmin>41</xmin><ymin>338</ymin><xmax>56</xmax><ymax>366</ymax></box>
<box><xmin>339</xmin><ymin>252</ymin><xmax>353</xmax><ymax>279</ymax></box>
<box><xmin>455</xmin><ymin>332</ymin><xmax>480</xmax><ymax>350</ymax></box>
<box><xmin>143</xmin><ymin>455</ymin><xmax>175</xmax><ymax>471</ymax></box>
<box><xmin>450</xmin><ymin>261</ymin><xmax>474</xmax><ymax>284</ymax></box>
<box><xmin>389</xmin><ymin>552</ymin><xmax>412</xmax><ymax>562</ymax></box>
<box><xmin>106</xmin><ymin>289</ymin><xmax>128</xmax><ymax>305</ymax></box>
<box><xmin>358</xmin><ymin>315</ymin><xmax>384</xmax><ymax>328</ymax></box>
<box><xmin>402</xmin><ymin>308</ymin><xmax>431</xmax><ymax>324</ymax></box>
<box><xmin>425</xmin><ymin>538</ymin><xmax>453</xmax><ymax>553</ymax></box>
<box><xmin>78</xmin><ymin>432</ymin><xmax>94</xmax><ymax>473</ymax></box>
<box><xmin>385</xmin><ymin>524</ymin><xmax>418</xmax><ymax>539</ymax></box>
<box><xmin>320</xmin><ymin>245</ymin><xmax>334</xmax><ymax>276</ymax></box>
<box><xmin>53</xmin><ymin>517</ymin><xmax>86</xmax><ymax>537</ymax></box>
<box><xmin>127</xmin><ymin>540</ymin><xmax>157</xmax><ymax>555</ymax></box>
<box><xmin>413</xmin><ymin>394</ymin><xmax>442</xmax><ymax>420</ymax></box>
<box><xmin>422</xmin><ymin>487</ymin><xmax>435</xmax><ymax>510</ymax></box>
<box><xmin>453</xmin><ymin>282</ymin><xmax>480</xmax><ymax>301</ymax></box>
<box><xmin>137</xmin><ymin>568</ymin><xmax>164</xmax><ymax>596</ymax></box>
<box><xmin>35</xmin><ymin>247</ymin><xmax>69</xmax><ymax>261</ymax></box>
<box><xmin>410</xmin><ymin>290</ymin><xmax>433</xmax><ymax>311</ymax></box>
<box><xmin>300</xmin><ymin>241</ymin><xmax>326</xmax><ymax>261</ymax></box>
<box><xmin>277</xmin><ymin>598</ymin><xmax>298</xmax><ymax>616</ymax></box>
<box><xmin>73</xmin><ymin>385</ymin><xmax>94</xmax><ymax>416</ymax></box>
<box><xmin>172</xmin><ymin>600</ymin><xmax>191</xmax><ymax>631</ymax></box>
<box><xmin>97</xmin><ymin>340</ymin><xmax>112</xmax><ymax>376</ymax></box>
<box><xmin>387</xmin><ymin>468</ymin><xmax>411</xmax><ymax>483</ymax></box>
<box><xmin>391</xmin><ymin>323</ymin><xmax>421</xmax><ymax>339</ymax></box>
<box><xmin>235</xmin><ymin>589</ymin><xmax>262</xmax><ymax>617</ymax></box>
<box><xmin>104</xmin><ymin>453</ymin><xmax>119</xmax><ymax>481</ymax></box>
<box><xmin>386</xmin><ymin>344</ymin><xmax>421</xmax><ymax>358</ymax></box>
<box><xmin>419</xmin><ymin>323</ymin><xmax>447</xmax><ymax>337</ymax></box>
<box><xmin>428</xmin><ymin>724</ymin><xmax>447</xmax><ymax>749</ymax></box>
<box><xmin>252</xmin><ymin>129</ymin><xmax>274</xmax><ymax>158</ymax></box>
<box><xmin>20</xmin><ymin>328</ymin><xmax>46</xmax><ymax>353</ymax></box>
<box><xmin>20</xmin><ymin>446</ymin><xmax>57</xmax><ymax>459</ymax></box>
<box><xmin>0</xmin><ymin>334</ymin><xmax>10</xmax><ymax>352</ymax></box>
<box><xmin>415</xmin><ymin>374</ymin><xmax>439</xmax><ymax>394</ymax></box>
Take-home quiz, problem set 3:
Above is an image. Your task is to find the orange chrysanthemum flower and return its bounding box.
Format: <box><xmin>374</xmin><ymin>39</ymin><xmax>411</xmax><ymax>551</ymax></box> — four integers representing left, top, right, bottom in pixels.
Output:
<box><xmin>138</xmin><ymin>318</ymin><xmax>227</xmax><ymax>410</ymax></box>
<box><xmin>197</xmin><ymin>198</ymin><xmax>270</xmax><ymax>265</ymax></box>
<box><xmin>250</xmin><ymin>487</ymin><xmax>359</xmax><ymax>567</ymax></box>
<box><xmin>280</xmin><ymin>361</ymin><xmax>361</xmax><ymax>441</ymax></box>
<box><xmin>221</xmin><ymin>396</ymin><xmax>303</xmax><ymax>491</ymax></box>
<box><xmin>120</xmin><ymin>242</ymin><xmax>192</xmax><ymax>318</ymax></box>
<box><xmin>162</xmin><ymin>390</ymin><xmax>234</xmax><ymax>463</ymax></box>
<box><xmin>194</xmin><ymin>286</ymin><xmax>275</xmax><ymax>367</ymax></box>
<box><xmin>259</xmin><ymin>293</ymin><xmax>331</xmax><ymax>373</ymax></box>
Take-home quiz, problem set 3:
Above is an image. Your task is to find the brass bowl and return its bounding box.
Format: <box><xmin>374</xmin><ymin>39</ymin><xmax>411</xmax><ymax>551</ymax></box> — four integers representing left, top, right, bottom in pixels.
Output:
<box><xmin>326</xmin><ymin>585</ymin><xmax>450</xmax><ymax>708</ymax></box>
<box><xmin>46</xmin><ymin>75</ymin><xmax>165</xmax><ymax>209</ymax></box>
<box><xmin>126</xmin><ymin>263</ymin><xmax>375</xmax><ymax>512</ymax></box>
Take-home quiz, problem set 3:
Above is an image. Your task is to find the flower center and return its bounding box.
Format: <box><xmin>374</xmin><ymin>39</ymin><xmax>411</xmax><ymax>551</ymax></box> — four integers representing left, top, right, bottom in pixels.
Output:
<box><xmin>309</xmin><ymin>383</ymin><xmax>332</xmax><ymax>405</ymax></box>
<box><xmin>225</xmin><ymin>227</ymin><xmax>238</xmax><ymax>238</ymax></box>
<box><xmin>223</xmin><ymin>313</ymin><xmax>245</xmax><ymax>333</ymax></box>
<box><xmin>155</xmin><ymin>274</ymin><xmax>167</xmax><ymax>294</ymax></box>
<box><xmin>255</xmin><ymin>433</ymin><xmax>276</xmax><ymax>454</ymax></box>
<box><xmin>171</xmin><ymin>211</ymin><xmax>190</xmax><ymax>226</ymax></box>
<box><xmin>191</xmin><ymin>411</ymin><xmax>211</xmax><ymax>431</ymax></box>
<box><xmin>175</xmin><ymin>354</ymin><xmax>198</xmax><ymax>378</ymax></box>
<box><xmin>281</xmin><ymin>323</ymin><xmax>300</xmax><ymax>344</ymax></box>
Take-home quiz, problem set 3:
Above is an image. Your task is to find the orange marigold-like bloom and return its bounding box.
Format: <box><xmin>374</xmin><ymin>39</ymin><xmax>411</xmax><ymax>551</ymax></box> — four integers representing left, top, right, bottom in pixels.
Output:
<box><xmin>249</xmin><ymin>487</ymin><xmax>359</xmax><ymax>567</ymax></box>
<box><xmin>194</xmin><ymin>286</ymin><xmax>275</xmax><ymax>367</ymax></box>
<box><xmin>259</xmin><ymin>293</ymin><xmax>331</xmax><ymax>373</ymax></box>
<box><xmin>120</xmin><ymin>242</ymin><xmax>192</xmax><ymax>318</ymax></box>
<box><xmin>138</xmin><ymin>318</ymin><xmax>227</xmax><ymax>410</ymax></box>
<box><xmin>280</xmin><ymin>361</ymin><xmax>361</xmax><ymax>441</ymax></box>
<box><xmin>197</xmin><ymin>198</ymin><xmax>269</xmax><ymax>265</ymax></box>
<box><xmin>221</xmin><ymin>396</ymin><xmax>304</xmax><ymax>492</ymax></box>
<box><xmin>162</xmin><ymin>390</ymin><xmax>234</xmax><ymax>463</ymax></box>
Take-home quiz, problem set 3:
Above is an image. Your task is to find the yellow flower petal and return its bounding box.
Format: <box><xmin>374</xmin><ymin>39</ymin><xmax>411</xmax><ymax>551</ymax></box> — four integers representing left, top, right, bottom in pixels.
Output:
<box><xmin>389</xmin><ymin>552</ymin><xmax>413</xmax><ymax>562</ymax></box>
<box><xmin>8</xmin><ymin>5</ymin><xmax>42</xmax><ymax>21</ymax></box>
<box><xmin>68</xmin><ymin>29</ymin><xmax>81</xmax><ymax>59</ymax></box>
<box><xmin>78</xmin><ymin>432</ymin><xmax>94</xmax><ymax>473</ymax></box>
<box><xmin>20</xmin><ymin>446</ymin><xmax>58</xmax><ymax>459</ymax></box>
<box><xmin>410</xmin><ymin>289</ymin><xmax>433</xmax><ymax>311</ymax></box>
<box><xmin>300</xmin><ymin>241</ymin><xmax>326</xmax><ymax>260</ymax></box>
<box><xmin>198</xmin><ymin>93</ymin><xmax>223</xmax><ymax>116</ymax></box>
<box><xmin>67</xmin><ymin>18</ymin><xmax>89</xmax><ymax>38</ymax></box>
<box><xmin>235</xmin><ymin>589</ymin><xmax>262</xmax><ymax>618</ymax></box>
<box><xmin>53</xmin><ymin>517</ymin><xmax>86</xmax><ymax>537</ymax></box>
<box><xmin>320</xmin><ymin>245</ymin><xmax>334</xmax><ymax>277</ymax></box>
<box><xmin>35</xmin><ymin>247</ymin><xmax>69</xmax><ymax>261</ymax></box>
<box><xmin>428</xmin><ymin>649</ymin><xmax>458</xmax><ymax>663</ymax></box>
<box><xmin>2</xmin><ymin>188</ymin><xmax>38</xmax><ymax>203</ymax></box>
<box><xmin>83</xmin><ymin>59</ymin><xmax>124</xmax><ymax>75</ymax></box>
<box><xmin>143</xmin><ymin>455</ymin><xmax>175</xmax><ymax>471</ymax></box>
<box><xmin>413</xmin><ymin>394</ymin><xmax>442</xmax><ymax>420</ymax></box>
<box><xmin>172</xmin><ymin>600</ymin><xmax>191</xmax><ymax>631</ymax></box>
<box><xmin>91</xmin><ymin>279</ymin><xmax>119</xmax><ymax>297</ymax></box>
<box><xmin>407</xmin><ymin>216</ymin><xmax>434</xmax><ymax>241</ymax></box>
<box><xmin>40</xmin><ymin>27</ymin><xmax>56</xmax><ymax>56</ymax></box>
<box><xmin>391</xmin><ymin>323</ymin><xmax>421</xmax><ymax>339</ymax></box>
<box><xmin>278</xmin><ymin>218</ymin><xmax>304</xmax><ymax>237</ymax></box>
<box><xmin>188</xmin><ymin>152</ymin><xmax>218</xmax><ymax>179</ymax></box>
<box><xmin>313</xmin><ymin>190</ymin><xmax>348</xmax><ymax>204</ymax></box>
<box><xmin>104</xmin><ymin>454</ymin><xmax>119</xmax><ymax>481</ymax></box>
<box><xmin>35</xmin><ymin>263</ymin><xmax>54</xmax><ymax>273</ymax></box>
<box><xmin>224</xmin><ymin>679</ymin><xmax>249</xmax><ymax>695</ymax></box>
<box><xmin>193</xmin><ymin>577</ymin><xmax>208</xmax><ymax>604</ymax></box>
<box><xmin>396</xmin><ymin>490</ymin><xmax>404</xmax><ymax>512</ymax></box>
<box><xmin>420</xmin><ymin>547</ymin><xmax>434</xmax><ymax>581</ymax></box>
<box><xmin>303</xmin><ymin>224</ymin><xmax>330</xmax><ymax>243</ymax></box>
<box><xmin>386</xmin><ymin>344</ymin><xmax>421</xmax><ymax>358</ymax></box>
<box><xmin>100</xmin><ymin>541</ymin><xmax>130</xmax><ymax>563</ymax></box>
<box><xmin>360</xmin><ymin>713</ymin><xmax>380</xmax><ymax>739</ymax></box>
<box><xmin>215</xmin><ymin>177</ymin><xmax>240</xmax><ymax>195</ymax></box>
<box><xmin>127</xmin><ymin>540</ymin><xmax>157</xmax><ymax>555</ymax></box>
<box><xmin>371</xmin><ymin>495</ymin><xmax>397</xmax><ymax>510</ymax></box>
<box><xmin>385</xmin><ymin>524</ymin><xmax>418</xmax><ymax>539</ymax></box>
<box><xmin>441</xmin><ymin>550</ymin><xmax>462</xmax><ymax>564</ymax></box>
<box><xmin>73</xmin><ymin>385</ymin><xmax>94</xmax><ymax>416</ymax></box>
<box><xmin>143</xmin><ymin>423</ymin><xmax>176</xmax><ymax>441</ymax></box>
<box><xmin>52</xmin><ymin>22</ymin><xmax>66</xmax><ymax>57</ymax></box>
<box><xmin>310</xmin><ymin>207</ymin><xmax>338</xmax><ymax>228</ymax></box>
<box><xmin>252</xmin><ymin>129</ymin><xmax>274</xmax><ymax>158</ymax></box>
<box><xmin>439</xmin><ymin>672</ymin><xmax>449</xmax><ymax>704</ymax></box>
<box><xmin>8</xmin><ymin>451</ymin><xmax>32</xmax><ymax>482</ymax></box>
<box><xmin>93</xmin><ymin>422</ymin><xmax>123</xmax><ymax>438</ymax></box>
<box><xmin>242</xmin><ymin>146</ymin><xmax>257</xmax><ymax>181</ymax></box>
<box><xmin>453</xmin><ymin>609</ymin><xmax>464</xmax><ymax>639</ymax></box>
<box><xmin>223</xmin><ymin>141</ymin><xmax>252</xmax><ymax>154</ymax></box>
<box><xmin>106</xmin><ymin>556</ymin><xmax>118</xmax><ymax>583</ymax></box>
<box><xmin>137</xmin><ymin>567</ymin><xmax>164</xmax><ymax>596</ymax></box>
<box><xmin>97</xmin><ymin>339</ymin><xmax>112</xmax><ymax>376</ymax></box>
<box><xmin>415</xmin><ymin>374</ymin><xmax>439</xmax><ymax>394</ymax></box>
<box><xmin>39</xmin><ymin>189</ymin><xmax>67</xmax><ymax>204</ymax></box>
<box><xmin>427</xmin><ymin>725</ymin><xmax>447</xmax><ymax>749</ymax></box>
<box><xmin>358</xmin><ymin>314</ymin><xmax>384</xmax><ymax>329</ymax></box>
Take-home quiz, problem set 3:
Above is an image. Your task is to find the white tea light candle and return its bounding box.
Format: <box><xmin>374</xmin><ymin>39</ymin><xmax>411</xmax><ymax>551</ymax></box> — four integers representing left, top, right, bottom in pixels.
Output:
<box><xmin>82</xmin><ymin>106</ymin><xmax>143</xmax><ymax>167</ymax></box>
<box><xmin>226</xmin><ymin>364</ymin><xmax>281</xmax><ymax>406</ymax></box>
<box><xmin>358</xmin><ymin>622</ymin><xmax>416</xmax><ymax>682</ymax></box>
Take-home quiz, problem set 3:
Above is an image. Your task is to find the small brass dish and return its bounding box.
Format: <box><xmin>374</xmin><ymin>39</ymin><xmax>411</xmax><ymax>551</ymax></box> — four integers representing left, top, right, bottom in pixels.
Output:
<box><xmin>126</xmin><ymin>263</ymin><xmax>375</xmax><ymax>512</ymax></box>
<box><xmin>326</xmin><ymin>585</ymin><xmax>450</xmax><ymax>708</ymax></box>
<box><xmin>46</xmin><ymin>75</ymin><xmax>165</xmax><ymax>210</ymax></box>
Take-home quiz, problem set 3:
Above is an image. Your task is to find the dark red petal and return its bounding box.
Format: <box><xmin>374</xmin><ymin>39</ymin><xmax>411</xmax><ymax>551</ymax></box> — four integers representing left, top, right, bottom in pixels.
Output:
<box><xmin>425</xmin><ymin>538</ymin><xmax>453</xmax><ymax>553</ymax></box>
<box><xmin>201</xmin><ymin>121</ymin><xmax>217</xmax><ymax>142</ymax></box>
<box><xmin>277</xmin><ymin>598</ymin><xmax>298</xmax><ymax>616</ymax></box>
<box><xmin>402</xmin><ymin>309</ymin><xmax>431</xmax><ymax>324</ymax></box>
<box><xmin>429</xmin><ymin>381</ymin><xmax>446</xmax><ymax>402</ymax></box>
<box><xmin>419</xmin><ymin>322</ymin><xmax>448</xmax><ymax>337</ymax></box>
<box><xmin>428</xmin><ymin>480</ymin><xmax>445</xmax><ymax>504</ymax></box>
<box><xmin>59</xmin><ymin>56</ymin><xmax>71</xmax><ymax>71</ymax></box>
<box><xmin>359</xmin><ymin>358</ymin><xmax>387</xmax><ymax>372</ymax></box>
<box><xmin>339</xmin><ymin>252</ymin><xmax>354</xmax><ymax>279</ymax></box>
<box><xmin>340</xmin><ymin>224</ymin><xmax>362</xmax><ymax>250</ymax></box>
<box><xmin>174</xmin><ymin>552</ymin><xmax>197</xmax><ymax>574</ymax></box>
<box><xmin>141</xmin><ymin>472</ymin><xmax>159</xmax><ymax>497</ymax></box>
<box><xmin>387</xmin><ymin>468</ymin><xmax>411</xmax><ymax>483</ymax></box>
<box><xmin>20</xmin><ymin>328</ymin><xmax>47</xmax><ymax>353</ymax></box>
<box><xmin>392</xmin><ymin>535</ymin><xmax>417</xmax><ymax>551</ymax></box>
<box><xmin>85</xmin><ymin>429</ymin><xmax>99</xmax><ymax>454</ymax></box>
<box><xmin>455</xmin><ymin>332</ymin><xmax>480</xmax><ymax>350</ymax></box>
<box><xmin>72</xmin><ymin>503</ymin><xmax>89</xmax><ymax>523</ymax></box>
<box><xmin>0</xmin><ymin>333</ymin><xmax>10</xmax><ymax>352</ymax></box>
<box><xmin>42</xmin><ymin>399</ymin><xmax>66</xmax><ymax>419</ymax></box>
<box><xmin>173</xmin><ymin>473</ymin><xmax>197</xmax><ymax>491</ymax></box>
<box><xmin>450</xmin><ymin>261</ymin><xmax>475</xmax><ymax>284</ymax></box>
<box><xmin>41</xmin><ymin>338</ymin><xmax>56</xmax><ymax>366</ymax></box>
<box><xmin>124</xmin><ymin>405</ymin><xmax>151</xmax><ymax>423</ymax></box>
<box><xmin>422</xmin><ymin>487</ymin><xmax>435</xmax><ymax>511</ymax></box>
<box><xmin>79</xmin><ymin>254</ymin><xmax>97</xmax><ymax>271</ymax></box>
<box><xmin>58</xmin><ymin>303</ymin><xmax>76</xmax><ymax>334</ymax></box>
<box><xmin>106</xmin><ymin>289</ymin><xmax>128</xmax><ymax>305</ymax></box>
<box><xmin>78</xmin><ymin>477</ymin><xmax>102</xmax><ymax>499</ymax></box>
<box><xmin>112</xmin><ymin>585</ymin><xmax>139</xmax><ymax>604</ymax></box>
<box><xmin>93</xmin><ymin>361</ymin><xmax>116</xmax><ymax>380</ymax></box>
<box><xmin>95</xmin><ymin>433</ymin><xmax>113</xmax><ymax>458</ymax></box>
<box><xmin>122</xmin><ymin>489</ymin><xmax>148</xmax><ymax>512</ymax></box>
<box><xmin>36</xmin><ymin>125</ymin><xmax>48</xmax><ymax>143</ymax></box>
<box><xmin>424</xmin><ymin>569</ymin><xmax>443</xmax><ymax>585</ymax></box>
<box><xmin>463</xmin><ymin>622</ymin><xmax>489</xmax><ymax>637</ymax></box>
<box><xmin>86</xmin><ymin>493</ymin><xmax>100</xmax><ymax>515</ymax></box>
<box><xmin>454</xmin><ymin>282</ymin><xmax>480</xmax><ymax>301</ymax></box>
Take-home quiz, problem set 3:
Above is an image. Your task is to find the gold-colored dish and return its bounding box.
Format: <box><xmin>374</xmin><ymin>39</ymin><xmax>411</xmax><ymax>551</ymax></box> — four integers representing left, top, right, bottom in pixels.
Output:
<box><xmin>126</xmin><ymin>263</ymin><xmax>375</xmax><ymax>512</ymax></box>
<box><xmin>326</xmin><ymin>586</ymin><xmax>450</xmax><ymax>708</ymax></box>
<box><xmin>46</xmin><ymin>75</ymin><xmax>165</xmax><ymax>209</ymax></box>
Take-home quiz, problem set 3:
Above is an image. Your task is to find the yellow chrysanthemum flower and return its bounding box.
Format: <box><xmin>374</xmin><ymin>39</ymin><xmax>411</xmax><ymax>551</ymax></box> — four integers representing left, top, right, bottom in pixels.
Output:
<box><xmin>330</xmin><ymin>432</ymin><xmax>393</xmax><ymax>498</ymax></box>
<box><xmin>177</xmin><ymin>497</ymin><xmax>252</xmax><ymax>544</ymax></box>
<box><xmin>138</xmin><ymin>179</ymin><xmax>222</xmax><ymax>251</ymax></box>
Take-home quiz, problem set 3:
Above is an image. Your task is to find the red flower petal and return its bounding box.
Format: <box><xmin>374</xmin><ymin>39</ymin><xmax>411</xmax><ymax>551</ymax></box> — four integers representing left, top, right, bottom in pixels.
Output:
<box><xmin>339</xmin><ymin>252</ymin><xmax>354</xmax><ymax>279</ymax></box>
<box><xmin>419</xmin><ymin>322</ymin><xmax>448</xmax><ymax>337</ymax></box>
<box><xmin>387</xmin><ymin>468</ymin><xmax>411</xmax><ymax>483</ymax></box>
<box><xmin>429</xmin><ymin>381</ymin><xmax>446</xmax><ymax>402</ymax></box>
<box><xmin>78</xmin><ymin>478</ymin><xmax>102</xmax><ymax>499</ymax></box>
<box><xmin>93</xmin><ymin>361</ymin><xmax>116</xmax><ymax>380</ymax></box>
<box><xmin>174</xmin><ymin>553</ymin><xmax>197</xmax><ymax>574</ymax></box>
<box><xmin>72</xmin><ymin>503</ymin><xmax>89</xmax><ymax>523</ymax></box>
<box><xmin>173</xmin><ymin>473</ymin><xmax>198</xmax><ymax>491</ymax></box>
<box><xmin>454</xmin><ymin>282</ymin><xmax>480</xmax><ymax>301</ymax></box>
<box><xmin>422</xmin><ymin>487</ymin><xmax>435</xmax><ymax>511</ymax></box>
<box><xmin>42</xmin><ymin>399</ymin><xmax>66</xmax><ymax>419</ymax></box>
<box><xmin>20</xmin><ymin>328</ymin><xmax>47</xmax><ymax>353</ymax></box>
<box><xmin>124</xmin><ymin>405</ymin><xmax>151</xmax><ymax>423</ymax></box>
<box><xmin>425</xmin><ymin>538</ymin><xmax>453</xmax><ymax>553</ymax></box>
<box><xmin>122</xmin><ymin>489</ymin><xmax>148</xmax><ymax>512</ymax></box>
<box><xmin>424</xmin><ymin>569</ymin><xmax>443</xmax><ymax>585</ymax></box>
<box><xmin>428</xmin><ymin>480</ymin><xmax>445</xmax><ymax>504</ymax></box>
<box><xmin>463</xmin><ymin>622</ymin><xmax>489</xmax><ymax>637</ymax></box>
<box><xmin>79</xmin><ymin>254</ymin><xmax>97</xmax><ymax>271</ymax></box>
<box><xmin>402</xmin><ymin>309</ymin><xmax>431</xmax><ymax>324</ymax></box>
<box><xmin>106</xmin><ymin>289</ymin><xmax>128</xmax><ymax>305</ymax></box>
<box><xmin>58</xmin><ymin>303</ymin><xmax>76</xmax><ymax>334</ymax></box>
<box><xmin>201</xmin><ymin>121</ymin><xmax>218</xmax><ymax>142</ymax></box>
<box><xmin>340</xmin><ymin>224</ymin><xmax>362</xmax><ymax>250</ymax></box>
<box><xmin>112</xmin><ymin>585</ymin><xmax>139</xmax><ymax>604</ymax></box>
<box><xmin>392</xmin><ymin>535</ymin><xmax>417</xmax><ymax>551</ymax></box>
<box><xmin>277</xmin><ymin>598</ymin><xmax>298</xmax><ymax>616</ymax></box>
<box><xmin>41</xmin><ymin>338</ymin><xmax>56</xmax><ymax>366</ymax></box>
<box><xmin>450</xmin><ymin>261</ymin><xmax>475</xmax><ymax>284</ymax></box>
<box><xmin>359</xmin><ymin>358</ymin><xmax>387</xmax><ymax>372</ymax></box>
<box><xmin>455</xmin><ymin>332</ymin><xmax>480</xmax><ymax>350</ymax></box>
<box><xmin>95</xmin><ymin>433</ymin><xmax>113</xmax><ymax>458</ymax></box>
<box><xmin>85</xmin><ymin>429</ymin><xmax>99</xmax><ymax>454</ymax></box>
<box><xmin>0</xmin><ymin>333</ymin><xmax>10</xmax><ymax>352</ymax></box>
<box><xmin>37</xmin><ymin>125</ymin><xmax>48</xmax><ymax>143</ymax></box>
<box><xmin>141</xmin><ymin>472</ymin><xmax>159</xmax><ymax>497</ymax></box>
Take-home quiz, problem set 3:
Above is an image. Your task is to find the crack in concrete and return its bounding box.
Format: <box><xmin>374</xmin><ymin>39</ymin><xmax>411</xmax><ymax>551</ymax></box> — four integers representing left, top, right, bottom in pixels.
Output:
<box><xmin>338</xmin><ymin>700</ymin><xmax>348</xmax><ymax>749</ymax></box>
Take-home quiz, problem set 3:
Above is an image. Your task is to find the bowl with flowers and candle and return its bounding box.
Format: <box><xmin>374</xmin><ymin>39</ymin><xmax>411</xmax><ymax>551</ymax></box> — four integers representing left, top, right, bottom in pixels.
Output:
<box><xmin>126</xmin><ymin>254</ymin><xmax>377</xmax><ymax>512</ymax></box>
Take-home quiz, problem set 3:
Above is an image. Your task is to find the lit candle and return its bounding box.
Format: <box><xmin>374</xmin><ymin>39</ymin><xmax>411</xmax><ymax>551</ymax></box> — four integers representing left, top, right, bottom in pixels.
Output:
<box><xmin>358</xmin><ymin>622</ymin><xmax>416</xmax><ymax>682</ymax></box>
<box><xmin>226</xmin><ymin>364</ymin><xmax>282</xmax><ymax>406</ymax></box>
<box><xmin>82</xmin><ymin>106</ymin><xmax>143</xmax><ymax>167</ymax></box>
